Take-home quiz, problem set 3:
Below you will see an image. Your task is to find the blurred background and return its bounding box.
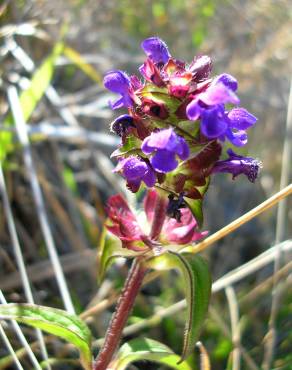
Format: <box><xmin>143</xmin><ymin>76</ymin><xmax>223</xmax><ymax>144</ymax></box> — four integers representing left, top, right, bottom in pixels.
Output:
<box><xmin>0</xmin><ymin>0</ymin><xmax>291</xmax><ymax>369</ymax></box>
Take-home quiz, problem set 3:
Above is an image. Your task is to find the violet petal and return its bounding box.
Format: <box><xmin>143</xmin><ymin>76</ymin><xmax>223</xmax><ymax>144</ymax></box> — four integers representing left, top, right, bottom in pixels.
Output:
<box><xmin>141</xmin><ymin>128</ymin><xmax>174</xmax><ymax>153</ymax></box>
<box><xmin>141</xmin><ymin>37</ymin><xmax>171</xmax><ymax>64</ymax></box>
<box><xmin>150</xmin><ymin>150</ymin><xmax>178</xmax><ymax>173</ymax></box>
<box><xmin>120</xmin><ymin>157</ymin><xmax>148</xmax><ymax>180</ymax></box>
<box><xmin>215</xmin><ymin>73</ymin><xmax>238</xmax><ymax>91</ymax></box>
<box><xmin>200</xmin><ymin>82</ymin><xmax>240</xmax><ymax>106</ymax></box>
<box><xmin>186</xmin><ymin>99</ymin><xmax>202</xmax><ymax>121</ymax></box>
<box><xmin>176</xmin><ymin>136</ymin><xmax>190</xmax><ymax>160</ymax></box>
<box><xmin>143</xmin><ymin>166</ymin><xmax>156</xmax><ymax>187</ymax></box>
<box><xmin>228</xmin><ymin>108</ymin><xmax>257</xmax><ymax>130</ymax></box>
<box><xmin>104</xmin><ymin>70</ymin><xmax>130</xmax><ymax>94</ymax></box>
<box><xmin>225</xmin><ymin>129</ymin><xmax>248</xmax><ymax>147</ymax></box>
<box><xmin>201</xmin><ymin>108</ymin><xmax>228</xmax><ymax>138</ymax></box>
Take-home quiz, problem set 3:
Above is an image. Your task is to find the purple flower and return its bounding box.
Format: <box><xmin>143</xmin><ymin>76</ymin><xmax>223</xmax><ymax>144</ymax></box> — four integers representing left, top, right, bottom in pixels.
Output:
<box><xmin>141</xmin><ymin>37</ymin><xmax>171</xmax><ymax>65</ymax></box>
<box><xmin>104</xmin><ymin>70</ymin><xmax>132</xmax><ymax>109</ymax></box>
<box><xmin>186</xmin><ymin>75</ymin><xmax>257</xmax><ymax>146</ymax></box>
<box><xmin>141</xmin><ymin>128</ymin><xmax>190</xmax><ymax>173</ymax></box>
<box><xmin>212</xmin><ymin>149</ymin><xmax>261</xmax><ymax>182</ymax></box>
<box><xmin>110</xmin><ymin>114</ymin><xmax>135</xmax><ymax>137</ymax></box>
<box><xmin>114</xmin><ymin>156</ymin><xmax>156</xmax><ymax>192</ymax></box>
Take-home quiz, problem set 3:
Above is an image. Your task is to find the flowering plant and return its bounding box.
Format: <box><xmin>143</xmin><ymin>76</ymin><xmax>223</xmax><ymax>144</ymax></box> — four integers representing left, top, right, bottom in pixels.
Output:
<box><xmin>93</xmin><ymin>36</ymin><xmax>261</xmax><ymax>369</ymax></box>
<box><xmin>0</xmin><ymin>37</ymin><xmax>261</xmax><ymax>370</ymax></box>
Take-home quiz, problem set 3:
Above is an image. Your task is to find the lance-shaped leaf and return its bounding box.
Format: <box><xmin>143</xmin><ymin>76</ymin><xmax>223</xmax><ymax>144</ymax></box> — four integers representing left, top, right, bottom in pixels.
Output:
<box><xmin>146</xmin><ymin>252</ymin><xmax>211</xmax><ymax>363</ymax></box>
<box><xmin>98</xmin><ymin>228</ymin><xmax>143</xmax><ymax>283</ymax></box>
<box><xmin>0</xmin><ymin>303</ymin><xmax>92</xmax><ymax>370</ymax></box>
<box><xmin>110</xmin><ymin>338</ymin><xmax>193</xmax><ymax>370</ymax></box>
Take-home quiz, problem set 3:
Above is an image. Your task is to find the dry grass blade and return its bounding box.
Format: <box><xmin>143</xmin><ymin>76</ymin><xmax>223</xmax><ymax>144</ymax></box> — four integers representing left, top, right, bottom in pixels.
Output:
<box><xmin>186</xmin><ymin>184</ymin><xmax>292</xmax><ymax>255</ymax></box>
<box><xmin>196</xmin><ymin>342</ymin><xmax>211</xmax><ymax>370</ymax></box>
<box><xmin>209</xmin><ymin>307</ymin><xmax>259</xmax><ymax>370</ymax></box>
<box><xmin>6</xmin><ymin>38</ymin><xmax>79</xmax><ymax>127</ymax></box>
<box><xmin>0</xmin><ymin>124</ymin><xmax>119</xmax><ymax>147</ymax></box>
<box><xmin>7</xmin><ymin>86</ymin><xmax>75</xmax><ymax>314</ymax></box>
<box><xmin>225</xmin><ymin>286</ymin><xmax>241</xmax><ymax>370</ymax></box>
<box><xmin>262</xmin><ymin>79</ymin><xmax>292</xmax><ymax>370</ymax></box>
<box><xmin>0</xmin><ymin>323</ymin><xmax>24</xmax><ymax>370</ymax></box>
<box><xmin>240</xmin><ymin>260</ymin><xmax>292</xmax><ymax>305</ymax></box>
<box><xmin>0</xmin><ymin>165</ymin><xmax>50</xmax><ymax>369</ymax></box>
<box><xmin>0</xmin><ymin>250</ymin><xmax>96</xmax><ymax>292</ymax></box>
<box><xmin>212</xmin><ymin>240</ymin><xmax>292</xmax><ymax>292</ymax></box>
<box><xmin>0</xmin><ymin>322</ymin><xmax>24</xmax><ymax>370</ymax></box>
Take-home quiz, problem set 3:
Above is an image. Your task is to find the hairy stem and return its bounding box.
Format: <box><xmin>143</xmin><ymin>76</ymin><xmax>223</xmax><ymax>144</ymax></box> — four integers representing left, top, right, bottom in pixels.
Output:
<box><xmin>150</xmin><ymin>193</ymin><xmax>168</xmax><ymax>240</ymax></box>
<box><xmin>93</xmin><ymin>193</ymin><xmax>167</xmax><ymax>369</ymax></box>
<box><xmin>93</xmin><ymin>259</ymin><xmax>146</xmax><ymax>370</ymax></box>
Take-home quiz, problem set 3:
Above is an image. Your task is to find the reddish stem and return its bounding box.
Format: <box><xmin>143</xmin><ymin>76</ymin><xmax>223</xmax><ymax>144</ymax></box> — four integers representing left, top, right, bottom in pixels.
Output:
<box><xmin>150</xmin><ymin>193</ymin><xmax>168</xmax><ymax>240</ymax></box>
<box><xmin>93</xmin><ymin>259</ymin><xmax>146</xmax><ymax>370</ymax></box>
<box><xmin>93</xmin><ymin>193</ymin><xmax>167</xmax><ymax>369</ymax></box>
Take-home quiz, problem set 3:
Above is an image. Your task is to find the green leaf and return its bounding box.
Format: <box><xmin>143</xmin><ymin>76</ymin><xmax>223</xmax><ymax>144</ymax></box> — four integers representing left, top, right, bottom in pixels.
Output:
<box><xmin>98</xmin><ymin>228</ymin><xmax>141</xmax><ymax>283</ymax></box>
<box><xmin>110</xmin><ymin>338</ymin><xmax>193</xmax><ymax>370</ymax></box>
<box><xmin>111</xmin><ymin>136</ymin><xmax>142</xmax><ymax>158</ymax></box>
<box><xmin>0</xmin><ymin>303</ymin><xmax>92</xmax><ymax>370</ymax></box>
<box><xmin>0</xmin><ymin>42</ymin><xmax>63</xmax><ymax>162</ymax></box>
<box><xmin>146</xmin><ymin>252</ymin><xmax>211</xmax><ymax>363</ymax></box>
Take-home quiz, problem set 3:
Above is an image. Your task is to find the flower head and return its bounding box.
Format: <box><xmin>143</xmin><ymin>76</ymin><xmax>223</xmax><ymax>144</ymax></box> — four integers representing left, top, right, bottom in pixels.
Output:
<box><xmin>212</xmin><ymin>149</ymin><xmax>262</xmax><ymax>182</ymax></box>
<box><xmin>114</xmin><ymin>156</ymin><xmax>156</xmax><ymax>192</ymax></box>
<box><xmin>141</xmin><ymin>128</ymin><xmax>190</xmax><ymax>173</ymax></box>
<box><xmin>105</xmin><ymin>36</ymin><xmax>260</xmax><ymax>198</ymax></box>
